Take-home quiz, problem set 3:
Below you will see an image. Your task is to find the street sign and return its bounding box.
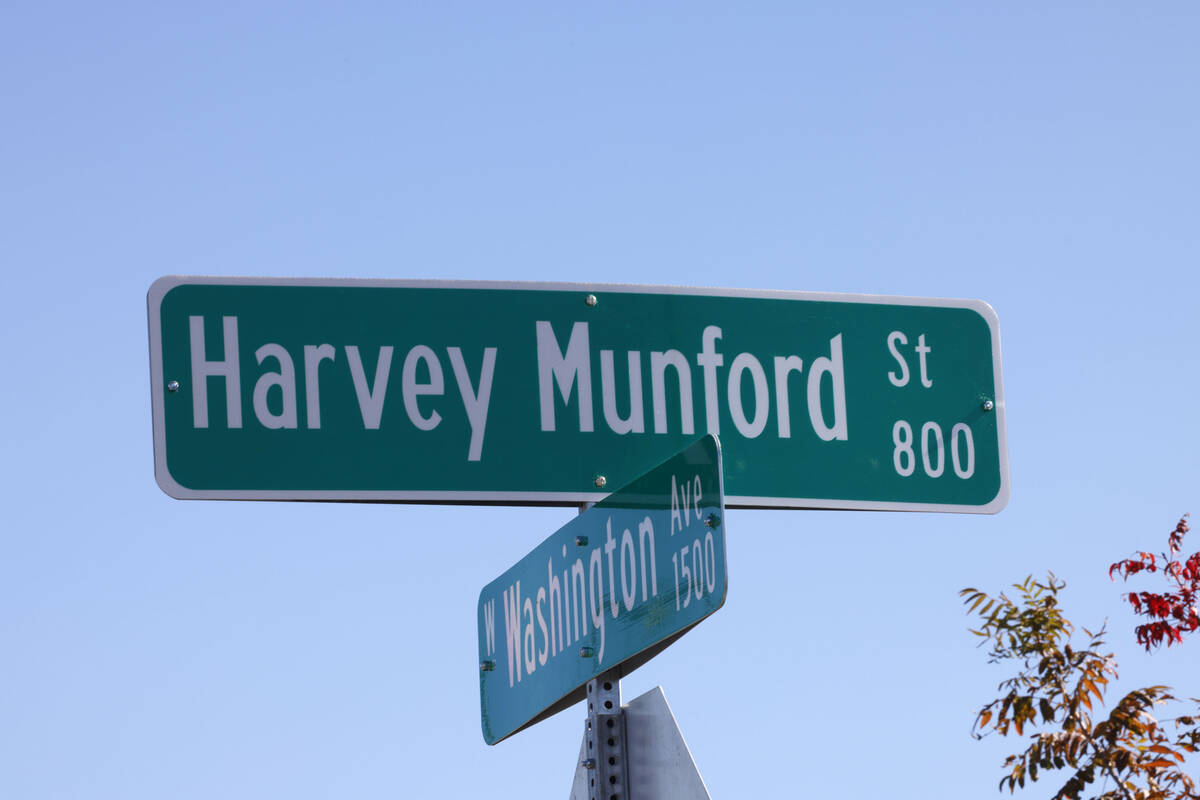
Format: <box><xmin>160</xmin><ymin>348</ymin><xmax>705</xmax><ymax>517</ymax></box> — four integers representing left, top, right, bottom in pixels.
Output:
<box><xmin>148</xmin><ymin>277</ymin><xmax>1008</xmax><ymax>512</ymax></box>
<box><xmin>477</xmin><ymin>435</ymin><xmax>726</xmax><ymax>745</ymax></box>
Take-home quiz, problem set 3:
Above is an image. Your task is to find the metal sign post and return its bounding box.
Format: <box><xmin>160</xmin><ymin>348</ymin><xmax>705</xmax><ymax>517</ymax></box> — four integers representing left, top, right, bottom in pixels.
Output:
<box><xmin>571</xmin><ymin>682</ymin><xmax>713</xmax><ymax>800</ymax></box>
<box><xmin>580</xmin><ymin>670</ymin><xmax>631</xmax><ymax>799</ymax></box>
<box><xmin>573</xmin><ymin>500</ymin><xmax>633</xmax><ymax>800</ymax></box>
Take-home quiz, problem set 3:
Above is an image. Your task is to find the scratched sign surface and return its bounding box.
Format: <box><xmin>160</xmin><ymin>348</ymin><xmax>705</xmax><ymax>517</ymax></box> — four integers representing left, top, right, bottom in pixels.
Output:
<box><xmin>477</xmin><ymin>435</ymin><xmax>726</xmax><ymax>745</ymax></box>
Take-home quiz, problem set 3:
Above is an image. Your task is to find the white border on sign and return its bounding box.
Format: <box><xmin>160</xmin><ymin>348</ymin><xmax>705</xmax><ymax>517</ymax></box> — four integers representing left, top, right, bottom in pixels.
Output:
<box><xmin>146</xmin><ymin>275</ymin><xmax>1010</xmax><ymax>514</ymax></box>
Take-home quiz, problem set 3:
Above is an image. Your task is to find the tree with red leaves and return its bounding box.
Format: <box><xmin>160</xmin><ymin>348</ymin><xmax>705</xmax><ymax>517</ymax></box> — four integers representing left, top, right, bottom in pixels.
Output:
<box><xmin>1110</xmin><ymin>516</ymin><xmax>1200</xmax><ymax>652</ymax></box>
<box><xmin>962</xmin><ymin>516</ymin><xmax>1200</xmax><ymax>800</ymax></box>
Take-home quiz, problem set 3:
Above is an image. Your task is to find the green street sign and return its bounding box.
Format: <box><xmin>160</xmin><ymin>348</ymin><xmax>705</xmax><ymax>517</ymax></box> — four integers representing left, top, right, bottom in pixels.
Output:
<box><xmin>147</xmin><ymin>277</ymin><xmax>1008</xmax><ymax>512</ymax></box>
<box><xmin>477</xmin><ymin>435</ymin><xmax>726</xmax><ymax>744</ymax></box>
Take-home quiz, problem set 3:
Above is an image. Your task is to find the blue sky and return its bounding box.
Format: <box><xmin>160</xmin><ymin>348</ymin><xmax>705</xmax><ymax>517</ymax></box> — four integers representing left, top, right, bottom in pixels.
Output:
<box><xmin>3</xmin><ymin>3</ymin><xmax>1198</xmax><ymax>798</ymax></box>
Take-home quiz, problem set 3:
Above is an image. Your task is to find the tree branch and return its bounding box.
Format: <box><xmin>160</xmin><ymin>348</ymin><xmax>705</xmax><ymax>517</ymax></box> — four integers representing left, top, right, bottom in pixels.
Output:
<box><xmin>1100</xmin><ymin>760</ymin><xmax>1136</xmax><ymax>800</ymax></box>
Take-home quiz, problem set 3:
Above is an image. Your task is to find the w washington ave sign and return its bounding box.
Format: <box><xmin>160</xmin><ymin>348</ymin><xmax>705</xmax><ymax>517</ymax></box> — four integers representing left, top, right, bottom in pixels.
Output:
<box><xmin>147</xmin><ymin>277</ymin><xmax>1008</xmax><ymax>512</ymax></box>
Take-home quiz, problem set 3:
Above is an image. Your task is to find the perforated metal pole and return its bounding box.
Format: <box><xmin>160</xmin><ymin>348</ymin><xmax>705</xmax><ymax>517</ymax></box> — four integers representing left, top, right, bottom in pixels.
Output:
<box><xmin>582</xmin><ymin>669</ymin><xmax>630</xmax><ymax>800</ymax></box>
<box><xmin>573</xmin><ymin>503</ymin><xmax>633</xmax><ymax>800</ymax></box>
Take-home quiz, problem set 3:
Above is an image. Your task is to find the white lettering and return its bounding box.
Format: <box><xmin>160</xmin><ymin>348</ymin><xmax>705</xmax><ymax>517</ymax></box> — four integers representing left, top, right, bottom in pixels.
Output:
<box><xmin>650</xmin><ymin>350</ymin><xmax>694</xmax><ymax>435</ymax></box>
<box><xmin>522</xmin><ymin>597</ymin><xmax>536</xmax><ymax>676</ymax></box>
<box><xmin>696</xmin><ymin>325</ymin><xmax>724</xmax><ymax>434</ymax></box>
<box><xmin>401</xmin><ymin>345</ymin><xmax>444</xmax><ymax>431</ymax></box>
<box><xmin>599</xmin><ymin>350</ymin><xmax>644</xmax><ymax>434</ymax></box>
<box><xmin>188</xmin><ymin>315</ymin><xmax>242</xmax><ymax>429</ymax></box>
<box><xmin>303</xmin><ymin>344</ymin><xmax>335</xmax><ymax>429</ymax></box>
<box><xmin>887</xmin><ymin>331</ymin><xmax>909</xmax><ymax>387</ymax></box>
<box><xmin>727</xmin><ymin>352</ymin><xmax>768</xmax><ymax>438</ymax></box>
<box><xmin>571</xmin><ymin>559</ymin><xmax>587</xmax><ymax>640</ymax></box>
<box><xmin>807</xmin><ymin>334</ymin><xmax>848</xmax><ymax>441</ymax></box>
<box><xmin>563</xmin><ymin>568</ymin><xmax>572</xmax><ymax>642</ymax></box>
<box><xmin>620</xmin><ymin>527</ymin><xmax>636</xmax><ymax>612</ymax></box>
<box><xmin>536</xmin><ymin>321</ymin><xmax>593</xmax><ymax>432</ymax></box>
<box><xmin>447</xmin><ymin>346</ymin><xmax>497</xmax><ymax>461</ymax></box>
<box><xmin>893</xmin><ymin>420</ymin><xmax>915</xmax><ymax>476</ymax></box>
<box><xmin>482</xmin><ymin>598</ymin><xmax>495</xmax><ymax>656</ymax></box>
<box><xmin>670</xmin><ymin>475</ymin><xmax>683</xmax><ymax>535</ymax></box>
<box><xmin>252</xmin><ymin>344</ymin><xmax>297</xmax><ymax>429</ymax></box>
<box><xmin>605</xmin><ymin>521</ymin><xmax>620</xmax><ymax>618</ymax></box>
<box><xmin>921</xmin><ymin>421</ymin><xmax>945</xmax><ymax>478</ymax></box>
<box><xmin>916</xmin><ymin>334</ymin><xmax>933</xmax><ymax>388</ymax></box>
<box><xmin>773</xmin><ymin>355</ymin><xmax>803</xmax><ymax>438</ymax></box>
<box><xmin>502</xmin><ymin>582</ymin><xmax>522</xmax><ymax>687</ymax></box>
<box><xmin>588</xmin><ymin>547</ymin><xmax>606</xmax><ymax>663</ymax></box>
<box><xmin>547</xmin><ymin>559</ymin><xmax>563</xmax><ymax>656</ymax></box>
<box><xmin>535</xmin><ymin>588</ymin><xmax>549</xmax><ymax>666</ymax></box>
<box><xmin>346</xmin><ymin>345</ymin><xmax>393</xmax><ymax>429</ymax></box>
<box><xmin>952</xmin><ymin>423</ymin><xmax>975</xmax><ymax>478</ymax></box>
<box><xmin>637</xmin><ymin>517</ymin><xmax>657</xmax><ymax>600</ymax></box>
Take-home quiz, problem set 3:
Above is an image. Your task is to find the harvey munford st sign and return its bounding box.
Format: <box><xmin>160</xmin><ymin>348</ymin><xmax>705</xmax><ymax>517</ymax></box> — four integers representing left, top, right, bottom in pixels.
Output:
<box><xmin>147</xmin><ymin>276</ymin><xmax>1008</xmax><ymax>512</ymax></box>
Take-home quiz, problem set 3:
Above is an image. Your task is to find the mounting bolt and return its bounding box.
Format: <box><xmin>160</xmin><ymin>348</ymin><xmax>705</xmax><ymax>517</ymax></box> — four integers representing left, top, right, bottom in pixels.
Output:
<box><xmin>585</xmin><ymin>294</ymin><xmax>598</xmax><ymax>307</ymax></box>
<box><xmin>579</xmin><ymin>646</ymin><xmax>594</xmax><ymax>658</ymax></box>
<box><xmin>594</xmin><ymin>475</ymin><xmax>607</xmax><ymax>489</ymax></box>
<box><xmin>480</xmin><ymin>660</ymin><xmax>495</xmax><ymax>672</ymax></box>
<box><xmin>705</xmin><ymin>513</ymin><xmax>722</xmax><ymax>529</ymax></box>
<box><xmin>981</xmin><ymin>399</ymin><xmax>995</xmax><ymax>412</ymax></box>
<box><xmin>575</xmin><ymin>535</ymin><xmax>588</xmax><ymax>546</ymax></box>
<box><xmin>167</xmin><ymin>380</ymin><xmax>180</xmax><ymax>393</ymax></box>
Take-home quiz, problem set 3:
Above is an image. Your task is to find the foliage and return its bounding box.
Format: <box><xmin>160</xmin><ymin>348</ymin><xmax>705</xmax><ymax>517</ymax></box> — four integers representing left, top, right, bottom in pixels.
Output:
<box><xmin>1110</xmin><ymin>516</ymin><xmax>1200</xmax><ymax>651</ymax></box>
<box><xmin>962</xmin><ymin>572</ymin><xmax>1200</xmax><ymax>799</ymax></box>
